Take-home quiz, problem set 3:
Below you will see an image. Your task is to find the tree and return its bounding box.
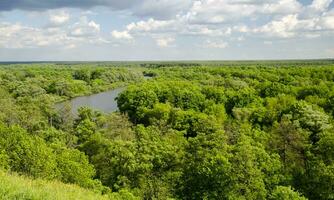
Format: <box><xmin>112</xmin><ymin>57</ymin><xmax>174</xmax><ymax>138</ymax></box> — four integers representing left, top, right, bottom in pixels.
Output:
<box><xmin>117</xmin><ymin>86</ymin><xmax>158</xmax><ymax>122</ymax></box>
<box><xmin>169</xmin><ymin>109</ymin><xmax>221</xmax><ymax>138</ymax></box>
<box><xmin>178</xmin><ymin>132</ymin><xmax>231</xmax><ymax>199</ymax></box>
<box><xmin>91</xmin><ymin>139</ymin><xmax>137</xmax><ymax>190</ymax></box>
<box><xmin>227</xmin><ymin>134</ymin><xmax>281</xmax><ymax>199</ymax></box>
<box><xmin>269</xmin><ymin>115</ymin><xmax>310</xmax><ymax>180</ymax></box>
<box><xmin>299</xmin><ymin>130</ymin><xmax>334</xmax><ymax>200</ymax></box>
<box><xmin>291</xmin><ymin>101</ymin><xmax>332</xmax><ymax>143</ymax></box>
<box><xmin>53</xmin><ymin>145</ymin><xmax>98</xmax><ymax>189</ymax></box>
<box><xmin>270</xmin><ymin>186</ymin><xmax>307</xmax><ymax>200</ymax></box>
<box><xmin>0</xmin><ymin>124</ymin><xmax>58</xmax><ymax>179</ymax></box>
<box><xmin>73</xmin><ymin>69</ymin><xmax>91</xmax><ymax>83</ymax></box>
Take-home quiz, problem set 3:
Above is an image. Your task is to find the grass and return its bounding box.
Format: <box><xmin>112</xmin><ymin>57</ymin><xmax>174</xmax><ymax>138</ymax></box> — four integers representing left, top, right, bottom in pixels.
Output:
<box><xmin>0</xmin><ymin>170</ymin><xmax>111</xmax><ymax>200</ymax></box>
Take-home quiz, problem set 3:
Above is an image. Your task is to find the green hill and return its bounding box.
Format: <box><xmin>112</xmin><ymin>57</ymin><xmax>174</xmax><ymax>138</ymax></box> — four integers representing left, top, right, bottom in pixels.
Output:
<box><xmin>0</xmin><ymin>170</ymin><xmax>137</xmax><ymax>200</ymax></box>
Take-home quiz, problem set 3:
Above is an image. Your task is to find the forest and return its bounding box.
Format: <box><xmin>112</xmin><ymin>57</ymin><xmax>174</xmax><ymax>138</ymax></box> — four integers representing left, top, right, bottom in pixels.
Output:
<box><xmin>0</xmin><ymin>60</ymin><xmax>334</xmax><ymax>199</ymax></box>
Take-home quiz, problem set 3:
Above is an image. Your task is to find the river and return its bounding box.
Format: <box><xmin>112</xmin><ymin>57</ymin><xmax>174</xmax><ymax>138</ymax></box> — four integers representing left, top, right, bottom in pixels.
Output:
<box><xmin>55</xmin><ymin>76</ymin><xmax>152</xmax><ymax>115</ymax></box>
<box><xmin>55</xmin><ymin>87</ymin><xmax>125</xmax><ymax>115</ymax></box>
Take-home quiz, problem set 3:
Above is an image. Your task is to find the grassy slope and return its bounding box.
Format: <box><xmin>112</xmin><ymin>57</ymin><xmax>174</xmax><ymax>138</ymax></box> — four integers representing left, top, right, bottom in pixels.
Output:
<box><xmin>0</xmin><ymin>170</ymin><xmax>111</xmax><ymax>200</ymax></box>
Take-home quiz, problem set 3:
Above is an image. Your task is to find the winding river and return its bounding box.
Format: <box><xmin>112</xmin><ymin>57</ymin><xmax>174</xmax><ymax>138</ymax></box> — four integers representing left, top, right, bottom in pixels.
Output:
<box><xmin>55</xmin><ymin>76</ymin><xmax>152</xmax><ymax>115</ymax></box>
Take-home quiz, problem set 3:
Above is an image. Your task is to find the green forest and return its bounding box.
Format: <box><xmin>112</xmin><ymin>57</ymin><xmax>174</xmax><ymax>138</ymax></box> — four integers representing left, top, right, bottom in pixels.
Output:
<box><xmin>0</xmin><ymin>61</ymin><xmax>334</xmax><ymax>199</ymax></box>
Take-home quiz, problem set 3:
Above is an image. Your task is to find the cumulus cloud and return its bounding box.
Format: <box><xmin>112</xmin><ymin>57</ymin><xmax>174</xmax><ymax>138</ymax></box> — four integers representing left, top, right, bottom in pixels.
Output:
<box><xmin>126</xmin><ymin>18</ymin><xmax>177</xmax><ymax>33</ymax></box>
<box><xmin>107</xmin><ymin>0</ymin><xmax>334</xmax><ymax>46</ymax></box>
<box><xmin>301</xmin><ymin>0</ymin><xmax>333</xmax><ymax>17</ymax></box>
<box><xmin>319</xmin><ymin>10</ymin><xmax>334</xmax><ymax>29</ymax></box>
<box><xmin>69</xmin><ymin>17</ymin><xmax>100</xmax><ymax>37</ymax></box>
<box><xmin>261</xmin><ymin>0</ymin><xmax>302</xmax><ymax>14</ymax></box>
<box><xmin>1</xmin><ymin>0</ymin><xmax>334</xmax><ymax>53</ymax></box>
<box><xmin>156</xmin><ymin>37</ymin><xmax>175</xmax><ymax>47</ymax></box>
<box><xmin>0</xmin><ymin>22</ymin><xmax>68</xmax><ymax>48</ymax></box>
<box><xmin>111</xmin><ymin>30</ymin><xmax>133</xmax><ymax>40</ymax></box>
<box><xmin>309</xmin><ymin>0</ymin><xmax>333</xmax><ymax>12</ymax></box>
<box><xmin>49</xmin><ymin>11</ymin><xmax>70</xmax><ymax>26</ymax></box>
<box><xmin>110</xmin><ymin>0</ymin><xmax>325</xmax><ymax>41</ymax></box>
<box><xmin>254</xmin><ymin>14</ymin><xmax>299</xmax><ymax>38</ymax></box>
<box><xmin>0</xmin><ymin>15</ymin><xmax>105</xmax><ymax>49</ymax></box>
<box><xmin>253</xmin><ymin>6</ymin><xmax>334</xmax><ymax>39</ymax></box>
<box><xmin>113</xmin><ymin>17</ymin><xmax>232</xmax><ymax>39</ymax></box>
<box><xmin>185</xmin><ymin>0</ymin><xmax>302</xmax><ymax>25</ymax></box>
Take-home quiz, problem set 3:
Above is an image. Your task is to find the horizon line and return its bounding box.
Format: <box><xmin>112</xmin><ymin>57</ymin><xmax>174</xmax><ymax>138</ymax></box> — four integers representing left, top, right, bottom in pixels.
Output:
<box><xmin>0</xmin><ymin>58</ymin><xmax>333</xmax><ymax>63</ymax></box>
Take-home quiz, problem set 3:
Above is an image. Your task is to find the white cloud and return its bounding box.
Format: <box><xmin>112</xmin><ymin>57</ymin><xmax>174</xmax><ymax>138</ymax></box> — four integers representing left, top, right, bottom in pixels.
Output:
<box><xmin>254</xmin><ymin>14</ymin><xmax>299</xmax><ymax>38</ymax></box>
<box><xmin>70</xmin><ymin>17</ymin><xmax>100</xmax><ymax>37</ymax></box>
<box><xmin>261</xmin><ymin>0</ymin><xmax>302</xmax><ymax>14</ymax></box>
<box><xmin>301</xmin><ymin>0</ymin><xmax>333</xmax><ymax>18</ymax></box>
<box><xmin>88</xmin><ymin>21</ymin><xmax>100</xmax><ymax>31</ymax></box>
<box><xmin>309</xmin><ymin>0</ymin><xmax>333</xmax><ymax>12</ymax></box>
<box><xmin>156</xmin><ymin>37</ymin><xmax>175</xmax><ymax>47</ymax></box>
<box><xmin>126</xmin><ymin>18</ymin><xmax>176</xmax><ymax>33</ymax></box>
<box><xmin>114</xmin><ymin>15</ymin><xmax>233</xmax><ymax>39</ymax></box>
<box><xmin>181</xmin><ymin>25</ymin><xmax>231</xmax><ymax>36</ymax></box>
<box><xmin>49</xmin><ymin>11</ymin><xmax>70</xmax><ymax>26</ymax></box>
<box><xmin>203</xmin><ymin>40</ymin><xmax>228</xmax><ymax>48</ymax></box>
<box><xmin>1</xmin><ymin>0</ymin><xmax>334</xmax><ymax>59</ymax></box>
<box><xmin>319</xmin><ymin>10</ymin><xmax>334</xmax><ymax>29</ymax></box>
<box><xmin>185</xmin><ymin>0</ymin><xmax>302</xmax><ymax>25</ymax></box>
<box><xmin>252</xmin><ymin>7</ymin><xmax>334</xmax><ymax>38</ymax></box>
<box><xmin>111</xmin><ymin>0</ymin><xmax>321</xmax><ymax>42</ymax></box>
<box><xmin>0</xmin><ymin>15</ymin><xmax>106</xmax><ymax>49</ymax></box>
<box><xmin>0</xmin><ymin>22</ymin><xmax>68</xmax><ymax>48</ymax></box>
<box><xmin>107</xmin><ymin>0</ymin><xmax>334</xmax><ymax>45</ymax></box>
<box><xmin>111</xmin><ymin>30</ymin><xmax>133</xmax><ymax>39</ymax></box>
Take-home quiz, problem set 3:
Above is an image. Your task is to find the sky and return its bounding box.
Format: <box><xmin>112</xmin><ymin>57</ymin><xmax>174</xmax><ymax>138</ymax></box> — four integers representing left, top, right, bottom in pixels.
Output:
<box><xmin>0</xmin><ymin>0</ymin><xmax>333</xmax><ymax>61</ymax></box>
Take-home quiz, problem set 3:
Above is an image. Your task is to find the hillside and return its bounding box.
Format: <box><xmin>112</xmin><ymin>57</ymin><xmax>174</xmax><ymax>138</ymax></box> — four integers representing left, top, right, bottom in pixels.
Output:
<box><xmin>0</xmin><ymin>170</ymin><xmax>139</xmax><ymax>200</ymax></box>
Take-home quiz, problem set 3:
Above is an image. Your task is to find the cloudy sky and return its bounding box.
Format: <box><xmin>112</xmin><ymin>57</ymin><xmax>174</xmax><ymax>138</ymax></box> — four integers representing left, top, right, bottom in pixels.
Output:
<box><xmin>0</xmin><ymin>0</ymin><xmax>333</xmax><ymax>61</ymax></box>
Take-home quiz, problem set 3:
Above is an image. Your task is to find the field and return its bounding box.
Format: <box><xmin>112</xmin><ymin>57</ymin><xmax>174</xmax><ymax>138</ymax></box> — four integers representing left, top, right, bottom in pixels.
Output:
<box><xmin>0</xmin><ymin>60</ymin><xmax>334</xmax><ymax>199</ymax></box>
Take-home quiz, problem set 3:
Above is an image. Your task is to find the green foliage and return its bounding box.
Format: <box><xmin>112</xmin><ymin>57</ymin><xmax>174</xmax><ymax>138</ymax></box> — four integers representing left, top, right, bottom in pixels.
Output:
<box><xmin>0</xmin><ymin>150</ymin><xmax>10</xmax><ymax>170</ymax></box>
<box><xmin>73</xmin><ymin>69</ymin><xmax>92</xmax><ymax>83</ymax></box>
<box><xmin>270</xmin><ymin>186</ymin><xmax>307</xmax><ymax>200</ymax></box>
<box><xmin>0</xmin><ymin>124</ymin><xmax>58</xmax><ymax>179</ymax></box>
<box><xmin>178</xmin><ymin>132</ymin><xmax>231</xmax><ymax>199</ymax></box>
<box><xmin>301</xmin><ymin>160</ymin><xmax>334</xmax><ymax>200</ymax></box>
<box><xmin>269</xmin><ymin>115</ymin><xmax>310</xmax><ymax>181</ymax></box>
<box><xmin>1</xmin><ymin>62</ymin><xmax>334</xmax><ymax>199</ymax></box>
<box><xmin>53</xmin><ymin>145</ymin><xmax>98</xmax><ymax>188</ymax></box>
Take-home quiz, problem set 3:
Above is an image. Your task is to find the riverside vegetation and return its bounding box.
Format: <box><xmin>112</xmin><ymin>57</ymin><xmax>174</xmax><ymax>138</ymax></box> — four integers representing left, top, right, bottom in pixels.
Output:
<box><xmin>0</xmin><ymin>61</ymin><xmax>334</xmax><ymax>199</ymax></box>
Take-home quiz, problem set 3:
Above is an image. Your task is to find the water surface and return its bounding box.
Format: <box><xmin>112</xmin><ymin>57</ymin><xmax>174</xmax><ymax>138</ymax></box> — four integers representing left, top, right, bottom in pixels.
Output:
<box><xmin>56</xmin><ymin>87</ymin><xmax>125</xmax><ymax>116</ymax></box>
<box><xmin>56</xmin><ymin>76</ymin><xmax>153</xmax><ymax>116</ymax></box>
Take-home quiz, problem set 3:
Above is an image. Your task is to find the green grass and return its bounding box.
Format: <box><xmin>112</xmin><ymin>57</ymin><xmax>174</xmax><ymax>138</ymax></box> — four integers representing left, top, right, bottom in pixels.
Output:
<box><xmin>0</xmin><ymin>170</ymin><xmax>111</xmax><ymax>200</ymax></box>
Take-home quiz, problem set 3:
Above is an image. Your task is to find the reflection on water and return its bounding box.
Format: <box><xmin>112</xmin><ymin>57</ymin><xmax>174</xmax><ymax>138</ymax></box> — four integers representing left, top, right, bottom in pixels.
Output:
<box><xmin>55</xmin><ymin>87</ymin><xmax>125</xmax><ymax>116</ymax></box>
<box><xmin>55</xmin><ymin>75</ymin><xmax>153</xmax><ymax>116</ymax></box>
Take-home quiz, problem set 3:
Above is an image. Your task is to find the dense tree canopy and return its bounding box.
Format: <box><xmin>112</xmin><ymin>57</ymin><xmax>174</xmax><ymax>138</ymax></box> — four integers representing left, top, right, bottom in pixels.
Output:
<box><xmin>0</xmin><ymin>61</ymin><xmax>334</xmax><ymax>199</ymax></box>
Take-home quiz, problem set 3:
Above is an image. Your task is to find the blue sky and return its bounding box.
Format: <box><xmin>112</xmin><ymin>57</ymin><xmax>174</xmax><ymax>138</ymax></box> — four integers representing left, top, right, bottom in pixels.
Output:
<box><xmin>0</xmin><ymin>0</ymin><xmax>333</xmax><ymax>61</ymax></box>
